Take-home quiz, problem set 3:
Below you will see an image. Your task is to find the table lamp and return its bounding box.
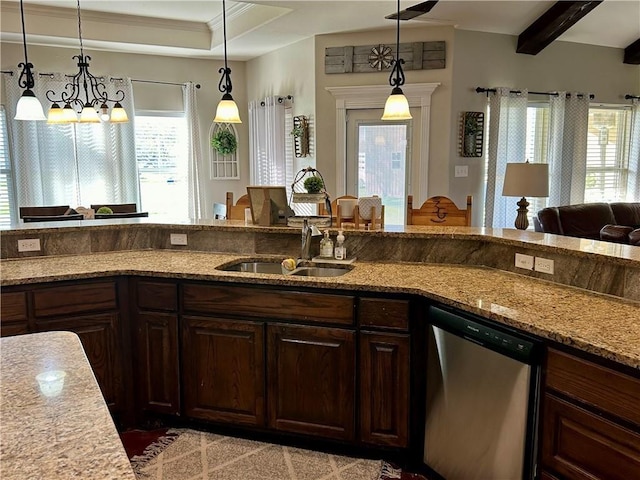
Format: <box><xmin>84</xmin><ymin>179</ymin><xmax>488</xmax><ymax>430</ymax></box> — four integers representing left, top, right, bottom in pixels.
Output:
<box><xmin>502</xmin><ymin>161</ymin><xmax>549</xmax><ymax>230</ymax></box>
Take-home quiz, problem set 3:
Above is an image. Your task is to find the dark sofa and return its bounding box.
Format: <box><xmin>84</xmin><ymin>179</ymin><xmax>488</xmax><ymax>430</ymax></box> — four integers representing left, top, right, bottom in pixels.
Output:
<box><xmin>535</xmin><ymin>202</ymin><xmax>640</xmax><ymax>245</ymax></box>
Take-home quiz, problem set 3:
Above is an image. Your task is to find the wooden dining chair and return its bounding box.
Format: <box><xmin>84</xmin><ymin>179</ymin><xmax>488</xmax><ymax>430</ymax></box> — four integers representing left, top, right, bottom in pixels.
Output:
<box><xmin>19</xmin><ymin>205</ymin><xmax>71</xmax><ymax>218</ymax></box>
<box><xmin>225</xmin><ymin>192</ymin><xmax>251</xmax><ymax>220</ymax></box>
<box><xmin>406</xmin><ymin>195</ymin><xmax>472</xmax><ymax>226</ymax></box>
<box><xmin>90</xmin><ymin>203</ymin><xmax>138</xmax><ymax>213</ymax></box>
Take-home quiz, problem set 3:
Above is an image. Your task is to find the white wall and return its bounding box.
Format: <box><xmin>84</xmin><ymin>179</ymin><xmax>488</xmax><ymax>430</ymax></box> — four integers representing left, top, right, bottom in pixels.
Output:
<box><xmin>0</xmin><ymin>42</ymin><xmax>248</xmax><ymax>218</ymax></box>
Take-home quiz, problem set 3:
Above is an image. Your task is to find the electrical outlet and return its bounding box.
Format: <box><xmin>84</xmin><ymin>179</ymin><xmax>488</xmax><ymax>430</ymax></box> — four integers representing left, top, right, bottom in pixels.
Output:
<box><xmin>515</xmin><ymin>253</ymin><xmax>534</xmax><ymax>270</ymax></box>
<box><xmin>18</xmin><ymin>238</ymin><xmax>41</xmax><ymax>252</ymax></box>
<box><xmin>170</xmin><ymin>233</ymin><xmax>188</xmax><ymax>246</ymax></box>
<box><xmin>535</xmin><ymin>257</ymin><xmax>554</xmax><ymax>274</ymax></box>
<box><xmin>454</xmin><ymin>165</ymin><xmax>468</xmax><ymax>177</ymax></box>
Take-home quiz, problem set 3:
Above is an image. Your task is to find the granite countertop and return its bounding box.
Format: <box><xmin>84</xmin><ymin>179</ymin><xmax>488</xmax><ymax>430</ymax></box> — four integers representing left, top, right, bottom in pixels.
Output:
<box><xmin>1</xmin><ymin>250</ymin><xmax>639</xmax><ymax>370</ymax></box>
<box><xmin>0</xmin><ymin>331</ymin><xmax>136</xmax><ymax>479</ymax></box>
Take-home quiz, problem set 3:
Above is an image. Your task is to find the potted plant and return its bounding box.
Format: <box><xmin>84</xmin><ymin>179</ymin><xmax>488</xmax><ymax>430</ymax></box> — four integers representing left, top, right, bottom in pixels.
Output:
<box><xmin>303</xmin><ymin>176</ymin><xmax>324</xmax><ymax>194</ymax></box>
<box><xmin>211</xmin><ymin>130</ymin><xmax>238</xmax><ymax>155</ymax></box>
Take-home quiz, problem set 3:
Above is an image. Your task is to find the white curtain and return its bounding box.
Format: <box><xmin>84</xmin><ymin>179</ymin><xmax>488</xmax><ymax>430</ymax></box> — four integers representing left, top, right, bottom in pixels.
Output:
<box><xmin>183</xmin><ymin>82</ymin><xmax>203</xmax><ymax>219</ymax></box>
<box><xmin>627</xmin><ymin>99</ymin><xmax>640</xmax><ymax>201</ymax></box>
<box><xmin>249</xmin><ymin>96</ymin><xmax>288</xmax><ymax>185</ymax></box>
<box><xmin>484</xmin><ymin>88</ymin><xmax>528</xmax><ymax>228</ymax></box>
<box><xmin>547</xmin><ymin>93</ymin><xmax>590</xmax><ymax>206</ymax></box>
<box><xmin>3</xmin><ymin>71</ymin><xmax>138</xmax><ymax>209</ymax></box>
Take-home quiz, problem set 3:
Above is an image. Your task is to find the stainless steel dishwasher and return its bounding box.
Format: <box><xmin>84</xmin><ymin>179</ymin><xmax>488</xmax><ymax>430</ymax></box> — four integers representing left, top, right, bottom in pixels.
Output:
<box><xmin>424</xmin><ymin>305</ymin><xmax>542</xmax><ymax>480</ymax></box>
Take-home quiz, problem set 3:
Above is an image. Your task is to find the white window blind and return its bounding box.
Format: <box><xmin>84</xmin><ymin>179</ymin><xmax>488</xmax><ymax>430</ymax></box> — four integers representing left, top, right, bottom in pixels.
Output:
<box><xmin>0</xmin><ymin>106</ymin><xmax>14</xmax><ymax>226</ymax></box>
<box><xmin>135</xmin><ymin>113</ymin><xmax>188</xmax><ymax>218</ymax></box>
<box><xmin>584</xmin><ymin>107</ymin><xmax>630</xmax><ymax>203</ymax></box>
<box><xmin>525</xmin><ymin>105</ymin><xmax>550</xmax><ymax>218</ymax></box>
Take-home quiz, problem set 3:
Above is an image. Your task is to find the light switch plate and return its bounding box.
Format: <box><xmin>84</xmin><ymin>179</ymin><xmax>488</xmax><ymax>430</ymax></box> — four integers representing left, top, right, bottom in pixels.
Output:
<box><xmin>535</xmin><ymin>257</ymin><xmax>554</xmax><ymax>274</ymax></box>
<box><xmin>515</xmin><ymin>253</ymin><xmax>534</xmax><ymax>270</ymax></box>
<box><xmin>454</xmin><ymin>165</ymin><xmax>468</xmax><ymax>177</ymax></box>
<box><xmin>18</xmin><ymin>238</ymin><xmax>41</xmax><ymax>252</ymax></box>
<box><xmin>170</xmin><ymin>233</ymin><xmax>188</xmax><ymax>246</ymax></box>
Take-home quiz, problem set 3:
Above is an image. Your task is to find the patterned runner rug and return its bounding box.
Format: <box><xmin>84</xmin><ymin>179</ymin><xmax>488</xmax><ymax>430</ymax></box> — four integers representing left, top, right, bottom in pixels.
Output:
<box><xmin>130</xmin><ymin>428</ymin><xmax>406</xmax><ymax>480</ymax></box>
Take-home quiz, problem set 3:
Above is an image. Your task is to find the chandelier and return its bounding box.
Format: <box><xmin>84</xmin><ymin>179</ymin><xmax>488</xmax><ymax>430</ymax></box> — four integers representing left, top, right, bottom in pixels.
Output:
<box><xmin>381</xmin><ymin>0</ymin><xmax>412</xmax><ymax>121</ymax></box>
<box><xmin>213</xmin><ymin>0</ymin><xmax>241</xmax><ymax>123</ymax></box>
<box><xmin>14</xmin><ymin>0</ymin><xmax>46</xmax><ymax>121</ymax></box>
<box><xmin>46</xmin><ymin>0</ymin><xmax>128</xmax><ymax>124</ymax></box>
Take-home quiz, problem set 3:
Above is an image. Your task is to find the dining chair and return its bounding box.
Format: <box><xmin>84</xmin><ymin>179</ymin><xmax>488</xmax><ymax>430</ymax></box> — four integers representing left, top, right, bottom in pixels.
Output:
<box><xmin>406</xmin><ymin>195</ymin><xmax>472</xmax><ymax>226</ymax></box>
<box><xmin>90</xmin><ymin>203</ymin><xmax>138</xmax><ymax>213</ymax></box>
<box><xmin>19</xmin><ymin>205</ymin><xmax>72</xmax><ymax>218</ymax></box>
<box><xmin>225</xmin><ymin>192</ymin><xmax>251</xmax><ymax>221</ymax></box>
<box><xmin>22</xmin><ymin>214</ymin><xmax>84</xmax><ymax>222</ymax></box>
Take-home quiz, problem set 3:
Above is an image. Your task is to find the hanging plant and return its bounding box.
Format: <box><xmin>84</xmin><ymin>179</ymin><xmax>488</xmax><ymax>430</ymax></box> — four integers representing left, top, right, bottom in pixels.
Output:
<box><xmin>211</xmin><ymin>129</ymin><xmax>237</xmax><ymax>155</ymax></box>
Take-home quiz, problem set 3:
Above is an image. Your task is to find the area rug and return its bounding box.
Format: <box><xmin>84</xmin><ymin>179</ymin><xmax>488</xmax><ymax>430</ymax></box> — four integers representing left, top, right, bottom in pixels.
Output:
<box><xmin>130</xmin><ymin>428</ymin><xmax>411</xmax><ymax>480</ymax></box>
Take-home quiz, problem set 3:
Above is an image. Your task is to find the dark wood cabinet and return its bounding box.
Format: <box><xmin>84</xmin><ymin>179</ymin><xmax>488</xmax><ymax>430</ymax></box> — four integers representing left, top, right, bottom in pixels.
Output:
<box><xmin>541</xmin><ymin>348</ymin><xmax>640</xmax><ymax>480</ymax></box>
<box><xmin>131</xmin><ymin>279</ymin><xmax>180</xmax><ymax>416</ymax></box>
<box><xmin>359</xmin><ymin>331</ymin><xmax>410</xmax><ymax>447</ymax></box>
<box><xmin>182</xmin><ymin>315</ymin><xmax>265</xmax><ymax>426</ymax></box>
<box><xmin>267</xmin><ymin>323</ymin><xmax>356</xmax><ymax>441</ymax></box>
<box><xmin>0</xmin><ymin>291</ymin><xmax>28</xmax><ymax>336</ymax></box>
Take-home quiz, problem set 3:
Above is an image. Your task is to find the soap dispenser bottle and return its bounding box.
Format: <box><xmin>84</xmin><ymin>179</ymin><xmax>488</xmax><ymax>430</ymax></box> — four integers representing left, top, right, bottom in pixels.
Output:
<box><xmin>320</xmin><ymin>230</ymin><xmax>334</xmax><ymax>258</ymax></box>
<box><xmin>334</xmin><ymin>230</ymin><xmax>346</xmax><ymax>260</ymax></box>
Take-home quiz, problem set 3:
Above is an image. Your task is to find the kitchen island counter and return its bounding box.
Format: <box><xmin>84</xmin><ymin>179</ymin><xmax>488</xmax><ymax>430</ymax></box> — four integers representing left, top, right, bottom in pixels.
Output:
<box><xmin>0</xmin><ymin>331</ymin><xmax>136</xmax><ymax>479</ymax></box>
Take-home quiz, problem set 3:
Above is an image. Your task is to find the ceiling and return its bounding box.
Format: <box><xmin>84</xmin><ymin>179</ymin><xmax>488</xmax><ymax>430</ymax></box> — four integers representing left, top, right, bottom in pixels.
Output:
<box><xmin>1</xmin><ymin>0</ymin><xmax>638</xmax><ymax>61</ymax></box>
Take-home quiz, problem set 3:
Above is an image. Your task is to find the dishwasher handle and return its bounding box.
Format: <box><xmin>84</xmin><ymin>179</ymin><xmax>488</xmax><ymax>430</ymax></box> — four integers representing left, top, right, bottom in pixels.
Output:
<box><xmin>428</xmin><ymin>305</ymin><xmax>541</xmax><ymax>365</ymax></box>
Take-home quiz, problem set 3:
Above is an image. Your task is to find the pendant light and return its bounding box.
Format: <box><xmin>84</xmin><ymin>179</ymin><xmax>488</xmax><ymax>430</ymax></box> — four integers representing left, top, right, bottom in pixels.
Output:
<box><xmin>46</xmin><ymin>0</ymin><xmax>128</xmax><ymax>124</ymax></box>
<box><xmin>381</xmin><ymin>0</ymin><xmax>412</xmax><ymax>121</ymax></box>
<box><xmin>213</xmin><ymin>0</ymin><xmax>242</xmax><ymax>123</ymax></box>
<box><xmin>14</xmin><ymin>0</ymin><xmax>46</xmax><ymax>121</ymax></box>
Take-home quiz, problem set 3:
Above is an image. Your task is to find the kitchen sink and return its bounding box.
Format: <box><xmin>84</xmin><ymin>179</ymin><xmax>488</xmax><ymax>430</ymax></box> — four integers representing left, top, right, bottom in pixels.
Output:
<box><xmin>221</xmin><ymin>261</ymin><xmax>283</xmax><ymax>274</ymax></box>
<box><xmin>219</xmin><ymin>261</ymin><xmax>351</xmax><ymax>277</ymax></box>
<box><xmin>289</xmin><ymin>266</ymin><xmax>350</xmax><ymax>277</ymax></box>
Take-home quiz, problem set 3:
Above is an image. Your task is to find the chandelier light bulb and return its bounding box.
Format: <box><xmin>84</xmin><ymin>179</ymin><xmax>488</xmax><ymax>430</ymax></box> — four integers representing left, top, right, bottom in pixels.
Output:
<box><xmin>99</xmin><ymin>103</ymin><xmax>110</xmax><ymax>121</ymax></box>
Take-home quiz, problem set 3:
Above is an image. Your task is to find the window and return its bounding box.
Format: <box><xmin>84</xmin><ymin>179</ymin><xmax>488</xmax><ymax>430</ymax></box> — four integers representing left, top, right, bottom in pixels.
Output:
<box><xmin>135</xmin><ymin>112</ymin><xmax>188</xmax><ymax>218</ymax></box>
<box><xmin>0</xmin><ymin>106</ymin><xmax>15</xmax><ymax>226</ymax></box>
<box><xmin>525</xmin><ymin>105</ymin><xmax>550</xmax><ymax>216</ymax></box>
<box><xmin>584</xmin><ymin>107</ymin><xmax>631</xmax><ymax>203</ymax></box>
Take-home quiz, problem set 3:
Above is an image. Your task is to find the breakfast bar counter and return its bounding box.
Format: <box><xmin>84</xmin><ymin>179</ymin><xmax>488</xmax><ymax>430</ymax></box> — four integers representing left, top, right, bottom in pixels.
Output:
<box><xmin>0</xmin><ymin>331</ymin><xmax>136</xmax><ymax>479</ymax></box>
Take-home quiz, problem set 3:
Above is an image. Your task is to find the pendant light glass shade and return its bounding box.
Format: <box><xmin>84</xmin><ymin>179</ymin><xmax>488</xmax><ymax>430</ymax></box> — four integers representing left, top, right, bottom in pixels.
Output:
<box><xmin>46</xmin><ymin>103</ymin><xmax>65</xmax><ymax>124</ymax></box>
<box><xmin>79</xmin><ymin>104</ymin><xmax>100</xmax><ymax>123</ymax></box>
<box><xmin>214</xmin><ymin>0</ymin><xmax>242</xmax><ymax>123</ymax></box>
<box><xmin>110</xmin><ymin>102</ymin><xmax>129</xmax><ymax>123</ymax></box>
<box><xmin>214</xmin><ymin>94</ymin><xmax>241</xmax><ymax>123</ymax></box>
<box><xmin>382</xmin><ymin>0</ymin><xmax>411</xmax><ymax>121</ymax></box>
<box><xmin>15</xmin><ymin>90</ymin><xmax>46</xmax><ymax>121</ymax></box>
<box><xmin>381</xmin><ymin>87</ymin><xmax>412</xmax><ymax>120</ymax></box>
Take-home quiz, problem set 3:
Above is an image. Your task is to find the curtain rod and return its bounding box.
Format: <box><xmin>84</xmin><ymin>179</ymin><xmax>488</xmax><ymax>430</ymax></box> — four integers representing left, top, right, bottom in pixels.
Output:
<box><xmin>625</xmin><ymin>94</ymin><xmax>640</xmax><ymax>100</ymax></box>
<box><xmin>475</xmin><ymin>87</ymin><xmax>595</xmax><ymax>99</ymax></box>
<box><xmin>260</xmin><ymin>95</ymin><xmax>293</xmax><ymax>107</ymax></box>
<box><xmin>1</xmin><ymin>71</ymin><xmax>14</xmax><ymax>75</ymax></box>
<box><xmin>130</xmin><ymin>78</ymin><xmax>200</xmax><ymax>89</ymax></box>
<box><xmin>28</xmin><ymin>73</ymin><xmax>200</xmax><ymax>89</ymax></box>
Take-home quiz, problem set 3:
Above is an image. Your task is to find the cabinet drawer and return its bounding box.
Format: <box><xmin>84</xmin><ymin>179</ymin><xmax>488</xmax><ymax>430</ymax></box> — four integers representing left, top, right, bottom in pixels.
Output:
<box><xmin>1</xmin><ymin>292</ymin><xmax>27</xmax><ymax>322</ymax></box>
<box><xmin>358</xmin><ymin>298</ymin><xmax>409</xmax><ymax>330</ymax></box>
<box><xmin>183</xmin><ymin>284</ymin><xmax>354</xmax><ymax>325</ymax></box>
<box><xmin>33</xmin><ymin>281</ymin><xmax>118</xmax><ymax>318</ymax></box>
<box><xmin>542</xmin><ymin>393</ymin><xmax>640</xmax><ymax>480</ymax></box>
<box><xmin>136</xmin><ymin>280</ymin><xmax>177</xmax><ymax>311</ymax></box>
<box><xmin>546</xmin><ymin>349</ymin><xmax>640</xmax><ymax>426</ymax></box>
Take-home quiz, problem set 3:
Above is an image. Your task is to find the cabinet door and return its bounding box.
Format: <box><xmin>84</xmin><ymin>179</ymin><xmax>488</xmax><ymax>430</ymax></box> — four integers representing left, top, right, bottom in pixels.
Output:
<box><xmin>359</xmin><ymin>331</ymin><xmax>410</xmax><ymax>447</ymax></box>
<box><xmin>182</xmin><ymin>316</ymin><xmax>265</xmax><ymax>426</ymax></box>
<box><xmin>1</xmin><ymin>291</ymin><xmax>28</xmax><ymax>337</ymax></box>
<box><xmin>35</xmin><ymin>313</ymin><xmax>124</xmax><ymax>412</ymax></box>
<box><xmin>267</xmin><ymin>324</ymin><xmax>356</xmax><ymax>441</ymax></box>
<box><xmin>135</xmin><ymin>312</ymin><xmax>180</xmax><ymax>415</ymax></box>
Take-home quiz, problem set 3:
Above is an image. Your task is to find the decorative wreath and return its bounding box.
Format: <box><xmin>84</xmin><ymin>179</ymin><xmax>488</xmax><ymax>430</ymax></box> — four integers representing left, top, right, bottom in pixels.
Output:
<box><xmin>211</xmin><ymin>130</ymin><xmax>237</xmax><ymax>155</ymax></box>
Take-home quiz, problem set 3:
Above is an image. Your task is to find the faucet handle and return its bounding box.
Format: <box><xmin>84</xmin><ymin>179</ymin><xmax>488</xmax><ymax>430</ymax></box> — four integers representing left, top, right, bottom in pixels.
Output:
<box><xmin>310</xmin><ymin>224</ymin><xmax>322</xmax><ymax>236</ymax></box>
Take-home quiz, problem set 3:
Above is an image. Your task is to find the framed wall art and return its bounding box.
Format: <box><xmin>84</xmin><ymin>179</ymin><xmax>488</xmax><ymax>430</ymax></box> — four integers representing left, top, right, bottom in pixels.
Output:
<box><xmin>459</xmin><ymin>111</ymin><xmax>484</xmax><ymax>157</ymax></box>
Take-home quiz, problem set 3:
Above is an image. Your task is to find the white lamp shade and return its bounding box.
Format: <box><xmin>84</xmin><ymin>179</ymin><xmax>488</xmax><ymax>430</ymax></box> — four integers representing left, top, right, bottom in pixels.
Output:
<box><xmin>15</xmin><ymin>91</ymin><xmax>46</xmax><ymax>121</ymax></box>
<box><xmin>381</xmin><ymin>91</ymin><xmax>412</xmax><ymax>120</ymax></box>
<box><xmin>79</xmin><ymin>105</ymin><xmax>100</xmax><ymax>123</ymax></box>
<box><xmin>110</xmin><ymin>104</ymin><xmax>129</xmax><ymax>123</ymax></box>
<box><xmin>502</xmin><ymin>162</ymin><xmax>549</xmax><ymax>197</ymax></box>
<box><xmin>214</xmin><ymin>98</ymin><xmax>242</xmax><ymax>123</ymax></box>
<box><xmin>47</xmin><ymin>104</ymin><xmax>65</xmax><ymax>124</ymax></box>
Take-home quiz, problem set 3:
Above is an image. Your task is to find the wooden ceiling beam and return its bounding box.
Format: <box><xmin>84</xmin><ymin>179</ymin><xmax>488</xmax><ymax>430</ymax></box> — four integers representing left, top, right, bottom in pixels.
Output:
<box><xmin>517</xmin><ymin>1</ymin><xmax>603</xmax><ymax>55</ymax></box>
<box><xmin>386</xmin><ymin>1</ymin><xmax>439</xmax><ymax>21</ymax></box>
<box><xmin>624</xmin><ymin>38</ymin><xmax>640</xmax><ymax>65</ymax></box>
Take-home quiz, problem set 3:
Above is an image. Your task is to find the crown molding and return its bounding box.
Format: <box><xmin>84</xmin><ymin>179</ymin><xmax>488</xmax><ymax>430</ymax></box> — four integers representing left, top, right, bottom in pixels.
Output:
<box><xmin>207</xmin><ymin>3</ymin><xmax>255</xmax><ymax>32</ymax></box>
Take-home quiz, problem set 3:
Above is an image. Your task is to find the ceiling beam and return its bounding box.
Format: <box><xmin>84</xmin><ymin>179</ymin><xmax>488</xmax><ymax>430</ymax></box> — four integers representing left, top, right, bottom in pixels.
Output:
<box><xmin>386</xmin><ymin>1</ymin><xmax>439</xmax><ymax>21</ymax></box>
<box><xmin>624</xmin><ymin>38</ymin><xmax>640</xmax><ymax>65</ymax></box>
<box><xmin>517</xmin><ymin>1</ymin><xmax>603</xmax><ymax>55</ymax></box>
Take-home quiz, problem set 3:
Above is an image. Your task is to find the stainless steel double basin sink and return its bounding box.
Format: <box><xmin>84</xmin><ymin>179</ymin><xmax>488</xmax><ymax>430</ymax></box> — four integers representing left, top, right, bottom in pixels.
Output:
<box><xmin>219</xmin><ymin>261</ymin><xmax>350</xmax><ymax>277</ymax></box>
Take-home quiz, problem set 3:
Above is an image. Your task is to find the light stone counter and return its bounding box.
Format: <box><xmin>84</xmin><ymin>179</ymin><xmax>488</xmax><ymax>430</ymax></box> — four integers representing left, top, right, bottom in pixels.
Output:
<box><xmin>0</xmin><ymin>331</ymin><xmax>136</xmax><ymax>479</ymax></box>
<box><xmin>1</xmin><ymin>250</ymin><xmax>639</xmax><ymax>370</ymax></box>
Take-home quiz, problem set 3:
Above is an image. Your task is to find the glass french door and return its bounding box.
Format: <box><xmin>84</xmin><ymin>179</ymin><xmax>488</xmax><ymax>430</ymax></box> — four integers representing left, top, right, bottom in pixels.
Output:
<box><xmin>346</xmin><ymin>109</ymin><xmax>412</xmax><ymax>225</ymax></box>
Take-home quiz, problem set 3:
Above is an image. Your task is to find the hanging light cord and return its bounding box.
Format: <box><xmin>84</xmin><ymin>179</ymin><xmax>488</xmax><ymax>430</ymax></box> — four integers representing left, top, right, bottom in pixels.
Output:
<box><xmin>388</xmin><ymin>0</ymin><xmax>406</xmax><ymax>89</ymax></box>
<box><xmin>17</xmin><ymin>0</ymin><xmax>35</xmax><ymax>90</ymax></box>
<box><xmin>218</xmin><ymin>0</ymin><xmax>233</xmax><ymax>95</ymax></box>
<box><xmin>76</xmin><ymin>0</ymin><xmax>84</xmax><ymax>57</ymax></box>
